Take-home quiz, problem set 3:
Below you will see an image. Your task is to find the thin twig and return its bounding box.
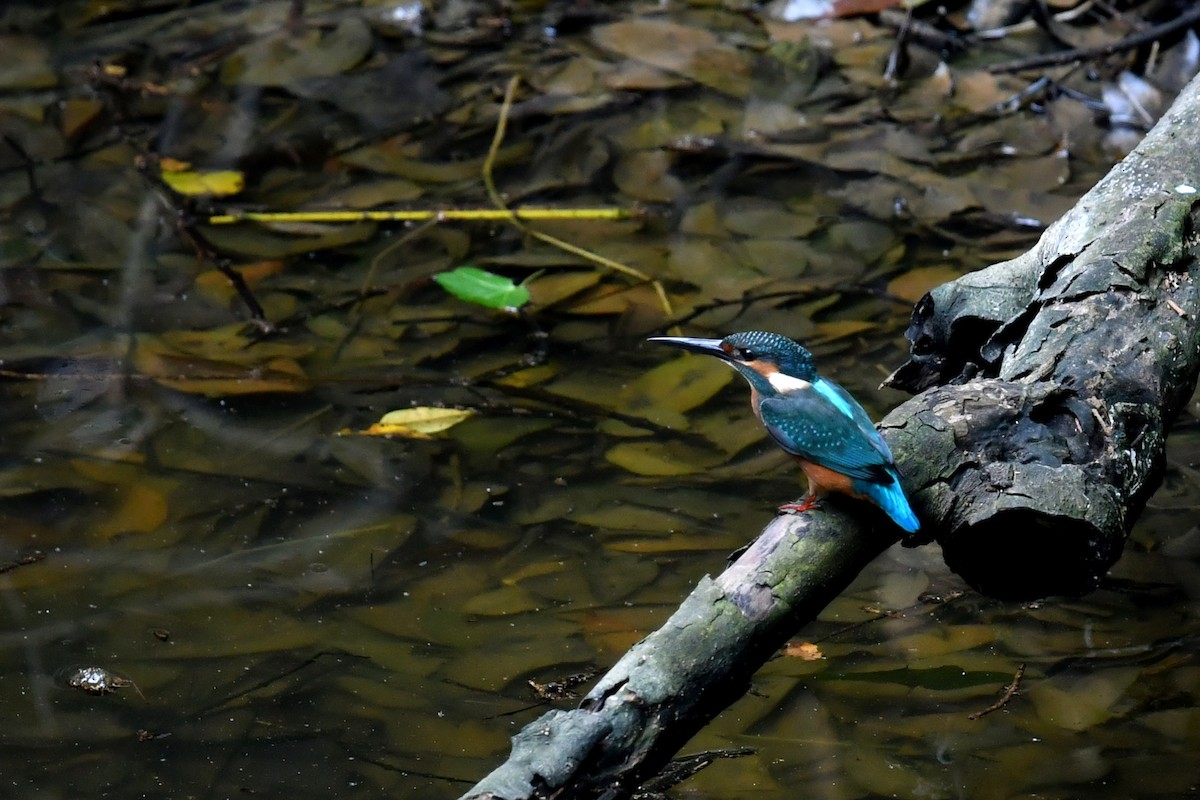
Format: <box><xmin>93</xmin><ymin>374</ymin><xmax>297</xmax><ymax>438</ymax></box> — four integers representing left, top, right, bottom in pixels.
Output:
<box><xmin>969</xmin><ymin>663</ymin><xmax>1026</xmax><ymax>720</ymax></box>
<box><xmin>206</xmin><ymin>208</ymin><xmax>636</xmax><ymax>224</ymax></box>
<box><xmin>988</xmin><ymin>6</ymin><xmax>1200</xmax><ymax>73</ymax></box>
<box><xmin>174</xmin><ymin>211</ymin><xmax>273</xmax><ymax>331</ymax></box>
<box><xmin>0</xmin><ymin>551</ymin><xmax>46</xmax><ymax>574</ymax></box>
<box><xmin>482</xmin><ymin>75</ymin><xmax>676</xmax><ymax>324</ymax></box>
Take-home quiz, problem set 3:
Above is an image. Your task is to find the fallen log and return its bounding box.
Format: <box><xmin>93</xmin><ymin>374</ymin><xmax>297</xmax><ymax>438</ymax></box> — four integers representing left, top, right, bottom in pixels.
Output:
<box><xmin>460</xmin><ymin>72</ymin><xmax>1200</xmax><ymax>800</ymax></box>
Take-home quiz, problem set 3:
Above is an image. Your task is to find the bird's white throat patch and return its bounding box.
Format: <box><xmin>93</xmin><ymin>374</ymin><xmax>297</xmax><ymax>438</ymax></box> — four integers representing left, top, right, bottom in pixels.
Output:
<box><xmin>766</xmin><ymin>371</ymin><xmax>813</xmax><ymax>394</ymax></box>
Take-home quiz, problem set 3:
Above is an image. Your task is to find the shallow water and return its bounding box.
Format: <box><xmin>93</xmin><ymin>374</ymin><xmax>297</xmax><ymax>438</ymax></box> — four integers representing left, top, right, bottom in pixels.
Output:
<box><xmin>1</xmin><ymin>2</ymin><xmax>1199</xmax><ymax>799</ymax></box>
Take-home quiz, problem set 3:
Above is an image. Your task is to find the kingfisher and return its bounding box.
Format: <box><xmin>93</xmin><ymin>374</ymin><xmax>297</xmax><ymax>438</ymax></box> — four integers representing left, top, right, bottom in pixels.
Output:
<box><xmin>648</xmin><ymin>331</ymin><xmax>920</xmax><ymax>533</ymax></box>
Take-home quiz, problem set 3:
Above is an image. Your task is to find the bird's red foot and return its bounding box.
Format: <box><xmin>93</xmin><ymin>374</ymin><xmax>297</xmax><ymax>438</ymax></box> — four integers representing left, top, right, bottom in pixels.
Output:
<box><xmin>779</xmin><ymin>496</ymin><xmax>821</xmax><ymax>514</ymax></box>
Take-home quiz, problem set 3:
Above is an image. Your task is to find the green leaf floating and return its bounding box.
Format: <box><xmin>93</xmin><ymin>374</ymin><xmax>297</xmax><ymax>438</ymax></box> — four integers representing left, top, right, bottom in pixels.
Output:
<box><xmin>433</xmin><ymin>266</ymin><xmax>530</xmax><ymax>311</ymax></box>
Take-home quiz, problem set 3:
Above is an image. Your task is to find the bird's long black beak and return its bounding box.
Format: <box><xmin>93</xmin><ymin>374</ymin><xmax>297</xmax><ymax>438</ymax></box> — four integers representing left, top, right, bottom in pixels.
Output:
<box><xmin>646</xmin><ymin>336</ymin><xmax>730</xmax><ymax>360</ymax></box>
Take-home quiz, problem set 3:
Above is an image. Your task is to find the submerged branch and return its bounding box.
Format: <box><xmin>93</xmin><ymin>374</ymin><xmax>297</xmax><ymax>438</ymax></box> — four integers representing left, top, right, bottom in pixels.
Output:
<box><xmin>987</xmin><ymin>6</ymin><xmax>1200</xmax><ymax>74</ymax></box>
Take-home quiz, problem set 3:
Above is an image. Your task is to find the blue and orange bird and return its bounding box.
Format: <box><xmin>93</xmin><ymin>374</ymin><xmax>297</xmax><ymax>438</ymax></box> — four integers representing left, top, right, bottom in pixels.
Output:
<box><xmin>648</xmin><ymin>331</ymin><xmax>920</xmax><ymax>533</ymax></box>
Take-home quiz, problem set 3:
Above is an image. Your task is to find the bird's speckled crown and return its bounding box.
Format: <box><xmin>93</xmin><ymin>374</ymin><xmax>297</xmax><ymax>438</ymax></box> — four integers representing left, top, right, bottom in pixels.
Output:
<box><xmin>722</xmin><ymin>331</ymin><xmax>815</xmax><ymax>378</ymax></box>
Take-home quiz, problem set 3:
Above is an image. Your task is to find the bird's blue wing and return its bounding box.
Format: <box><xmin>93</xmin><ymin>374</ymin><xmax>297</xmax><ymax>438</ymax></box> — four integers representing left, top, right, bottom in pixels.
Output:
<box><xmin>811</xmin><ymin>378</ymin><xmax>896</xmax><ymax>463</ymax></box>
<box><xmin>758</xmin><ymin>385</ymin><xmax>894</xmax><ymax>484</ymax></box>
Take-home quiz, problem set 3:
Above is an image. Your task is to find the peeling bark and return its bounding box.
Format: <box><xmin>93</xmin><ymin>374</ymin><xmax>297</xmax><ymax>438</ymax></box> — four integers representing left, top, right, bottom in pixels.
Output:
<box><xmin>883</xmin><ymin>75</ymin><xmax>1200</xmax><ymax>599</ymax></box>
<box><xmin>460</xmin><ymin>70</ymin><xmax>1200</xmax><ymax>800</ymax></box>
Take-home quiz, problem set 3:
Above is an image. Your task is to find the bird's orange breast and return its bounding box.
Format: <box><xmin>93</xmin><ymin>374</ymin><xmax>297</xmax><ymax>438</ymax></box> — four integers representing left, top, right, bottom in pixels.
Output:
<box><xmin>794</xmin><ymin>457</ymin><xmax>865</xmax><ymax>500</ymax></box>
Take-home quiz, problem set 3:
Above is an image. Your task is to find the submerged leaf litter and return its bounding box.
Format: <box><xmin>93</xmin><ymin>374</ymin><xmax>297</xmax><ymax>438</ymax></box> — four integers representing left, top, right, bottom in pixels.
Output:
<box><xmin>0</xmin><ymin>2</ymin><xmax>1198</xmax><ymax>799</ymax></box>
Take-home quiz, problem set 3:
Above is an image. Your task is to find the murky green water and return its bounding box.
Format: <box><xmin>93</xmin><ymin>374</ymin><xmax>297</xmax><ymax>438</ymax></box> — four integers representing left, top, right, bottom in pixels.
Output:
<box><xmin>1</xmin><ymin>2</ymin><xmax>1199</xmax><ymax>799</ymax></box>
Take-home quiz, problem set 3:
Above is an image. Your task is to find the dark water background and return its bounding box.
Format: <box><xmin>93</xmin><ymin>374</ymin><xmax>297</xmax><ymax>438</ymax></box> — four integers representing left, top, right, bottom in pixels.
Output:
<box><xmin>1</xmin><ymin>2</ymin><xmax>1199</xmax><ymax>798</ymax></box>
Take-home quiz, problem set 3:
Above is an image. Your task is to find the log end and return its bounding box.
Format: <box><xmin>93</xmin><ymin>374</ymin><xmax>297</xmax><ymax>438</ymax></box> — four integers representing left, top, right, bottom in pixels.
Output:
<box><xmin>938</xmin><ymin>487</ymin><xmax>1125</xmax><ymax>599</ymax></box>
<box><xmin>885</xmin><ymin>383</ymin><xmax>1129</xmax><ymax>600</ymax></box>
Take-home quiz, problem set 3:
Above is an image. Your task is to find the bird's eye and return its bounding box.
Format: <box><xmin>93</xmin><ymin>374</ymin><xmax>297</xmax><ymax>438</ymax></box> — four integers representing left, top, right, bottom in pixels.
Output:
<box><xmin>739</xmin><ymin>348</ymin><xmax>756</xmax><ymax>361</ymax></box>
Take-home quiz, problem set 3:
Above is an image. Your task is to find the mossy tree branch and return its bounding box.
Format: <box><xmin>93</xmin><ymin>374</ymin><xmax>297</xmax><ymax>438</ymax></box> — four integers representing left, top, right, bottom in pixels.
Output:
<box><xmin>460</xmin><ymin>73</ymin><xmax>1200</xmax><ymax>800</ymax></box>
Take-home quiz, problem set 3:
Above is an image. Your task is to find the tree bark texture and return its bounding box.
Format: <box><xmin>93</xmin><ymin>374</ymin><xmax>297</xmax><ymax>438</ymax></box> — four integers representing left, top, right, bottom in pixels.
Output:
<box><xmin>461</xmin><ymin>73</ymin><xmax>1200</xmax><ymax>800</ymax></box>
<box><xmin>883</xmin><ymin>73</ymin><xmax>1200</xmax><ymax>599</ymax></box>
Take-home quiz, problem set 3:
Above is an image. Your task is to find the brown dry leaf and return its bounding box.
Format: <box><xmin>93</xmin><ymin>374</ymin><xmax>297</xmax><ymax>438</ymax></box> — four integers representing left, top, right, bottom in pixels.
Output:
<box><xmin>603</xmin><ymin>61</ymin><xmax>686</xmax><ymax>91</ymax></box>
<box><xmin>201</xmin><ymin>221</ymin><xmax>377</xmax><ymax>259</ymax></box>
<box><xmin>740</xmin><ymin>239</ymin><xmax>812</xmax><ymax>279</ymax></box>
<box><xmin>813</xmin><ymin>319</ymin><xmax>876</xmax><ymax>343</ymax></box>
<box><xmin>691</xmin><ymin>409</ymin><xmax>767</xmax><ymax>455</ymax></box>
<box><xmin>568</xmin><ymin>283</ymin><xmax>666</xmax><ymax>316</ymax></box>
<box><xmin>579</xmin><ymin>607</ymin><xmax>666</xmax><ymax>654</ymax></box>
<box><xmin>603</xmin><ymin>532</ymin><xmax>739</xmax><ymax>553</ymax></box>
<box><xmin>193</xmin><ymin>260</ymin><xmax>285</xmax><ymax>305</ymax></box>
<box><xmin>61</xmin><ymin>98</ymin><xmax>104</xmax><ymax>140</ymax></box>
<box><xmin>460</xmin><ymin>585</ymin><xmax>541</xmax><ymax>616</ymax></box>
<box><xmin>566</xmin><ymin>501</ymin><xmax>692</xmax><ymax>533</ymax></box>
<box><xmin>887</xmin><ymin>265</ymin><xmax>961</xmax><ymax>303</ymax></box>
<box><xmin>591</xmin><ymin>18</ymin><xmax>751</xmax><ymax>97</ymax></box>
<box><xmin>526</xmin><ymin>270</ymin><xmax>604</xmax><ymax>307</ymax></box>
<box><xmin>615</xmin><ymin>353</ymin><xmax>733</xmax><ymax>427</ymax></box>
<box><xmin>1028</xmin><ymin>669</ymin><xmax>1141</xmax><ymax>732</ymax></box>
<box><xmin>314</xmin><ymin>178</ymin><xmax>424</xmax><ymax>208</ymax></box>
<box><xmin>886</xmin><ymin>624</ymin><xmax>996</xmax><ymax>657</ymax></box>
<box><xmin>909</xmin><ymin>174</ymin><xmax>980</xmax><ymax>220</ymax></box>
<box><xmin>222</xmin><ymin>16</ymin><xmax>372</xmax><ymax>87</ymax></box>
<box><xmin>92</xmin><ymin>482</ymin><xmax>170</xmax><ymax>541</ymax></box>
<box><xmin>605</xmin><ymin>439</ymin><xmax>727</xmax><ymax>476</ymax></box>
<box><xmin>133</xmin><ymin>334</ymin><xmax>313</xmax><ymax>396</ymax></box>
<box><xmin>679</xmin><ymin>201</ymin><xmax>727</xmax><ymax>236</ymax></box>
<box><xmin>613</xmin><ymin>150</ymin><xmax>684</xmax><ymax>203</ymax></box>
<box><xmin>740</xmin><ymin>98</ymin><xmax>813</xmax><ymax>138</ymax></box>
<box><xmin>163</xmin><ymin>612</ymin><xmax>322</xmax><ymax>658</ymax></box>
<box><xmin>529</xmin><ymin>56</ymin><xmax>602</xmax><ymax>96</ymax></box>
<box><xmin>724</xmin><ymin>202</ymin><xmax>818</xmax><ymax>238</ymax></box>
<box><xmin>70</xmin><ymin>460</ymin><xmax>174</xmax><ymax>542</ymax></box>
<box><xmin>889</xmin><ymin>62</ymin><xmax>954</xmax><ymax>121</ymax></box>
<box><xmin>0</xmin><ymin>35</ymin><xmax>58</xmax><ymax>89</ymax></box>
<box><xmin>666</xmin><ymin>238</ymin><xmax>767</xmax><ymax>294</ymax></box>
<box><xmin>954</xmin><ymin>70</ymin><xmax>1023</xmax><ymax>115</ymax></box>
<box><xmin>147</xmin><ymin>356</ymin><xmax>312</xmax><ymax>396</ymax></box>
<box><xmin>340</xmin><ymin>137</ymin><xmax>532</xmax><ymax>181</ymax></box>
<box><xmin>975</xmin><ymin>152</ymin><xmax>1071</xmax><ymax>196</ymax></box>
<box><xmin>156</xmin><ymin>327</ymin><xmax>313</xmax><ymax>364</ymax></box>
<box><xmin>782</xmin><ymin>641</ymin><xmax>825</xmax><ymax>660</ymax></box>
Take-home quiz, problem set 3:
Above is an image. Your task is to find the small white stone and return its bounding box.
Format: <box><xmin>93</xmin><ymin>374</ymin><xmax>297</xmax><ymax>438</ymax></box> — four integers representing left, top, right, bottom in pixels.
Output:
<box><xmin>1174</xmin><ymin>183</ymin><xmax>1197</xmax><ymax>194</ymax></box>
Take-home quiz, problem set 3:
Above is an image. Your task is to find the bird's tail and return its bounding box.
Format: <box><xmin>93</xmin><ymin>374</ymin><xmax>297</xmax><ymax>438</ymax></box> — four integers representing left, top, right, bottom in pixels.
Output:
<box><xmin>860</xmin><ymin>473</ymin><xmax>920</xmax><ymax>533</ymax></box>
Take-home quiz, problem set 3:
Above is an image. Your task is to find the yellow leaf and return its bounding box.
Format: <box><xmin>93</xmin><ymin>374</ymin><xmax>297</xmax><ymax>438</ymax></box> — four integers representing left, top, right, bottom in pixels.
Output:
<box><xmin>133</xmin><ymin>346</ymin><xmax>312</xmax><ymax>396</ymax></box>
<box><xmin>159</xmin><ymin>156</ymin><xmax>192</xmax><ymax>172</ymax></box>
<box><xmin>495</xmin><ymin>364</ymin><xmax>559</xmax><ymax>388</ymax></box>
<box><xmin>161</xmin><ymin>168</ymin><xmax>245</xmax><ymax>197</ymax></box>
<box><xmin>354</xmin><ymin>407</ymin><xmax>476</xmax><ymax>439</ymax></box>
